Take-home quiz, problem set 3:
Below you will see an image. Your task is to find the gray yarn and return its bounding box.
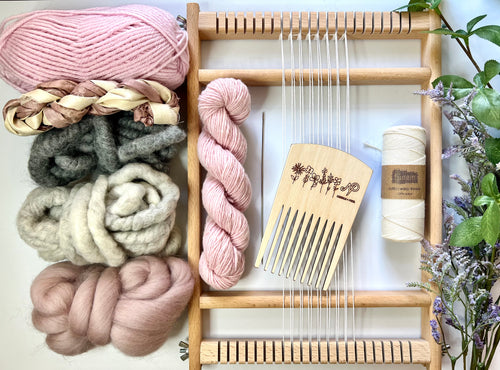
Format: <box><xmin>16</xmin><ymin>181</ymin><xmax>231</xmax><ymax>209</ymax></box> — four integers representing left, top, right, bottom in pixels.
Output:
<box><xmin>17</xmin><ymin>163</ymin><xmax>182</xmax><ymax>266</ymax></box>
<box><xmin>28</xmin><ymin>112</ymin><xmax>186</xmax><ymax>187</ymax></box>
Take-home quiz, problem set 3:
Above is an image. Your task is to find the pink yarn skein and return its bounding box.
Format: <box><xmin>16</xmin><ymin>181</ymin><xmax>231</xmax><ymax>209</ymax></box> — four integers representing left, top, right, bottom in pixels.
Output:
<box><xmin>0</xmin><ymin>5</ymin><xmax>189</xmax><ymax>92</ymax></box>
<box><xmin>31</xmin><ymin>256</ymin><xmax>194</xmax><ymax>356</ymax></box>
<box><xmin>197</xmin><ymin>78</ymin><xmax>252</xmax><ymax>290</ymax></box>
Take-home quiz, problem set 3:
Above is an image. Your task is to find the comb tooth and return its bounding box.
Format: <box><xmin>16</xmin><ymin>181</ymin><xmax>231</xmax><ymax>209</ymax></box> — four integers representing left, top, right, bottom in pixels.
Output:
<box><xmin>285</xmin><ymin>213</ymin><xmax>313</xmax><ymax>278</ymax></box>
<box><xmin>300</xmin><ymin>219</ymin><xmax>328</xmax><ymax>284</ymax></box>
<box><xmin>278</xmin><ymin>212</ymin><xmax>306</xmax><ymax>276</ymax></box>
<box><xmin>271</xmin><ymin>210</ymin><xmax>298</xmax><ymax>273</ymax></box>
<box><xmin>317</xmin><ymin>224</ymin><xmax>345</xmax><ymax>290</ymax></box>
<box><xmin>308</xmin><ymin>221</ymin><xmax>336</xmax><ymax>285</ymax></box>
<box><xmin>293</xmin><ymin>216</ymin><xmax>321</xmax><ymax>282</ymax></box>
<box><xmin>255</xmin><ymin>204</ymin><xmax>284</xmax><ymax>268</ymax></box>
<box><xmin>264</xmin><ymin>207</ymin><xmax>291</xmax><ymax>271</ymax></box>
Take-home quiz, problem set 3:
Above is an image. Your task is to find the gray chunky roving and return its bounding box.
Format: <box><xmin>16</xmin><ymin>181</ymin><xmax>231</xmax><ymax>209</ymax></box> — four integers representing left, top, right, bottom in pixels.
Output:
<box><xmin>28</xmin><ymin>112</ymin><xmax>186</xmax><ymax>187</ymax></box>
<box><xmin>17</xmin><ymin>163</ymin><xmax>182</xmax><ymax>266</ymax></box>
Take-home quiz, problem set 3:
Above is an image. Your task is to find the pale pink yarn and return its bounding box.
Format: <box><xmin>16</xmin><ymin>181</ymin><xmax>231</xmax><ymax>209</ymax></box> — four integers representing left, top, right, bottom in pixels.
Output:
<box><xmin>197</xmin><ymin>78</ymin><xmax>252</xmax><ymax>289</ymax></box>
<box><xmin>0</xmin><ymin>5</ymin><xmax>189</xmax><ymax>92</ymax></box>
<box><xmin>31</xmin><ymin>256</ymin><xmax>194</xmax><ymax>356</ymax></box>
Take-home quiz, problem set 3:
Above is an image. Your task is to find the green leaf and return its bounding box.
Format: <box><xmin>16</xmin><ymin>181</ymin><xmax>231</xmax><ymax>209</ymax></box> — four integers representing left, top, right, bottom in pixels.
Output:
<box><xmin>483</xmin><ymin>59</ymin><xmax>500</xmax><ymax>85</ymax></box>
<box><xmin>481</xmin><ymin>203</ymin><xmax>500</xmax><ymax>246</ymax></box>
<box><xmin>474</xmin><ymin>195</ymin><xmax>495</xmax><ymax>207</ymax></box>
<box><xmin>481</xmin><ymin>173</ymin><xmax>499</xmax><ymax>197</ymax></box>
<box><xmin>393</xmin><ymin>1</ymin><xmax>430</xmax><ymax>12</ymax></box>
<box><xmin>467</xmin><ymin>14</ymin><xmax>487</xmax><ymax>33</ymax></box>
<box><xmin>474</xmin><ymin>72</ymin><xmax>486</xmax><ymax>88</ymax></box>
<box><xmin>450</xmin><ymin>217</ymin><xmax>483</xmax><ymax>247</ymax></box>
<box><xmin>485</xmin><ymin>137</ymin><xmax>500</xmax><ymax>165</ymax></box>
<box><xmin>472</xmin><ymin>88</ymin><xmax>500</xmax><ymax>128</ymax></box>
<box><xmin>473</xmin><ymin>25</ymin><xmax>500</xmax><ymax>47</ymax></box>
<box><xmin>429</xmin><ymin>0</ymin><xmax>442</xmax><ymax>10</ymax></box>
<box><xmin>452</xmin><ymin>29</ymin><xmax>469</xmax><ymax>38</ymax></box>
<box><xmin>408</xmin><ymin>0</ymin><xmax>431</xmax><ymax>11</ymax></box>
<box><xmin>428</xmin><ymin>28</ymin><xmax>469</xmax><ymax>39</ymax></box>
<box><xmin>433</xmin><ymin>75</ymin><xmax>475</xmax><ymax>99</ymax></box>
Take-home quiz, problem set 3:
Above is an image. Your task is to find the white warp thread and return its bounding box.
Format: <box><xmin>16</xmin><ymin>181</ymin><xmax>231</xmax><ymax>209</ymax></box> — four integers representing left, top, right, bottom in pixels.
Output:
<box><xmin>382</xmin><ymin>125</ymin><xmax>426</xmax><ymax>242</ymax></box>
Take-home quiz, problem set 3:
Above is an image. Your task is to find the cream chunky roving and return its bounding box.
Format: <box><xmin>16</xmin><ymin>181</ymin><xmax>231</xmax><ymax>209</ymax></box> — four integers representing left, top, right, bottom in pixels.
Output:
<box><xmin>28</xmin><ymin>112</ymin><xmax>186</xmax><ymax>187</ymax></box>
<box><xmin>31</xmin><ymin>256</ymin><xmax>194</xmax><ymax>356</ymax></box>
<box><xmin>17</xmin><ymin>163</ymin><xmax>181</xmax><ymax>266</ymax></box>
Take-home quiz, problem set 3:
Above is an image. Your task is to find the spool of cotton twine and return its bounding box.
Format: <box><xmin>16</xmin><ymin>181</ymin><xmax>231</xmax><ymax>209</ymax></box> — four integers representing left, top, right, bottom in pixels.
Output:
<box><xmin>382</xmin><ymin>125</ymin><xmax>426</xmax><ymax>242</ymax></box>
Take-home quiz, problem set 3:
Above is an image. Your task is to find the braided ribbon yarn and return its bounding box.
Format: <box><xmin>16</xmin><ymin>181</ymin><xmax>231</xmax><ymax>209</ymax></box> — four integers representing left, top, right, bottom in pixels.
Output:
<box><xmin>197</xmin><ymin>78</ymin><xmax>252</xmax><ymax>289</ymax></box>
<box><xmin>28</xmin><ymin>112</ymin><xmax>186</xmax><ymax>187</ymax></box>
<box><xmin>3</xmin><ymin>79</ymin><xmax>180</xmax><ymax>136</ymax></box>
<box><xmin>0</xmin><ymin>5</ymin><xmax>189</xmax><ymax>92</ymax></box>
<box><xmin>17</xmin><ymin>163</ymin><xmax>181</xmax><ymax>266</ymax></box>
<box><xmin>31</xmin><ymin>256</ymin><xmax>194</xmax><ymax>356</ymax></box>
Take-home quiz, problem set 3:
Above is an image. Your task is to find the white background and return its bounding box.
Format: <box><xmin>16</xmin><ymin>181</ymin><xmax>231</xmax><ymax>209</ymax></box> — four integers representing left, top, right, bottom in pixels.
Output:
<box><xmin>0</xmin><ymin>1</ymin><xmax>499</xmax><ymax>369</ymax></box>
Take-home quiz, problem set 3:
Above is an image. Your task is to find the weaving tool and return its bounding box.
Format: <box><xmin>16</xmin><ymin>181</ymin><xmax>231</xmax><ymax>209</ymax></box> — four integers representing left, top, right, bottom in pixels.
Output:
<box><xmin>186</xmin><ymin>4</ymin><xmax>443</xmax><ymax>370</ymax></box>
<box><xmin>255</xmin><ymin>144</ymin><xmax>372</xmax><ymax>290</ymax></box>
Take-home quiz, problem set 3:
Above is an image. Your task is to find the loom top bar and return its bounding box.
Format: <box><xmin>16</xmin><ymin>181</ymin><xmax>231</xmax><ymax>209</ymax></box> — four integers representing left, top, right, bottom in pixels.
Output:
<box><xmin>198</xmin><ymin>11</ymin><xmax>429</xmax><ymax>40</ymax></box>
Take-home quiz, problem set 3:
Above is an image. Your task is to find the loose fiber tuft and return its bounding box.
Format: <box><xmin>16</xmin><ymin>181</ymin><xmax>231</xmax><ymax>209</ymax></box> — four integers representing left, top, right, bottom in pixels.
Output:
<box><xmin>31</xmin><ymin>256</ymin><xmax>194</xmax><ymax>356</ymax></box>
<box><xmin>28</xmin><ymin>112</ymin><xmax>186</xmax><ymax>187</ymax></box>
<box><xmin>17</xmin><ymin>163</ymin><xmax>182</xmax><ymax>266</ymax></box>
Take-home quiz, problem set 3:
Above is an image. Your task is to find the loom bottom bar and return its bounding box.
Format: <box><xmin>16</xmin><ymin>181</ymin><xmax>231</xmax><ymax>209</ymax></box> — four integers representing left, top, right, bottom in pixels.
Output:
<box><xmin>200</xmin><ymin>339</ymin><xmax>430</xmax><ymax>365</ymax></box>
<box><xmin>199</xmin><ymin>289</ymin><xmax>432</xmax><ymax>309</ymax></box>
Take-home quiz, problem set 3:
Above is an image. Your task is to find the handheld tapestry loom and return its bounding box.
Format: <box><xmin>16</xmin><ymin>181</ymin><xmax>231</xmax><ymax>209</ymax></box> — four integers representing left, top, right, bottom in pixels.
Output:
<box><xmin>186</xmin><ymin>3</ymin><xmax>442</xmax><ymax>370</ymax></box>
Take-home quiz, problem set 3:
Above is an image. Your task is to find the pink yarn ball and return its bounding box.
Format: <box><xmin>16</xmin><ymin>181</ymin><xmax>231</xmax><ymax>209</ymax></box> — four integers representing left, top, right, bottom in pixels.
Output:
<box><xmin>30</xmin><ymin>256</ymin><xmax>194</xmax><ymax>356</ymax></box>
<box><xmin>0</xmin><ymin>5</ymin><xmax>189</xmax><ymax>92</ymax></box>
<box><xmin>197</xmin><ymin>78</ymin><xmax>252</xmax><ymax>290</ymax></box>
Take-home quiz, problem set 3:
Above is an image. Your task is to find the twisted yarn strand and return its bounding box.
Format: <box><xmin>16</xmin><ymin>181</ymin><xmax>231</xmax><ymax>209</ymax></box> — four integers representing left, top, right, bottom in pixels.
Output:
<box><xmin>28</xmin><ymin>112</ymin><xmax>186</xmax><ymax>187</ymax></box>
<box><xmin>31</xmin><ymin>256</ymin><xmax>194</xmax><ymax>356</ymax></box>
<box><xmin>3</xmin><ymin>79</ymin><xmax>179</xmax><ymax>136</ymax></box>
<box><xmin>197</xmin><ymin>78</ymin><xmax>251</xmax><ymax>289</ymax></box>
<box><xmin>0</xmin><ymin>5</ymin><xmax>189</xmax><ymax>92</ymax></box>
<box><xmin>17</xmin><ymin>163</ymin><xmax>181</xmax><ymax>266</ymax></box>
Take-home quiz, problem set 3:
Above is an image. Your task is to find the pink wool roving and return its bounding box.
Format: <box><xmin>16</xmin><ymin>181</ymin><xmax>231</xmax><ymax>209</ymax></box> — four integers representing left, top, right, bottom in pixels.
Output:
<box><xmin>0</xmin><ymin>5</ymin><xmax>189</xmax><ymax>92</ymax></box>
<box><xmin>31</xmin><ymin>256</ymin><xmax>194</xmax><ymax>356</ymax></box>
<box><xmin>197</xmin><ymin>78</ymin><xmax>252</xmax><ymax>290</ymax></box>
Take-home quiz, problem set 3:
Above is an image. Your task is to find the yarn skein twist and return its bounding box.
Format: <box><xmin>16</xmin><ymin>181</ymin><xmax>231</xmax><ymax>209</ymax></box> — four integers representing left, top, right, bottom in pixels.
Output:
<box><xmin>197</xmin><ymin>78</ymin><xmax>252</xmax><ymax>290</ymax></box>
<box><xmin>0</xmin><ymin>4</ymin><xmax>189</xmax><ymax>93</ymax></box>
<box><xmin>31</xmin><ymin>256</ymin><xmax>194</xmax><ymax>356</ymax></box>
<box><xmin>3</xmin><ymin>79</ymin><xmax>180</xmax><ymax>136</ymax></box>
<box><xmin>17</xmin><ymin>163</ymin><xmax>181</xmax><ymax>266</ymax></box>
<box><xmin>28</xmin><ymin>112</ymin><xmax>186</xmax><ymax>187</ymax></box>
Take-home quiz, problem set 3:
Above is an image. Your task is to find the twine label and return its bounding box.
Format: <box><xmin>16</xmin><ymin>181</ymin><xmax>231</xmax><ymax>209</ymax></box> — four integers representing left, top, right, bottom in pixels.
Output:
<box><xmin>381</xmin><ymin>165</ymin><xmax>426</xmax><ymax>199</ymax></box>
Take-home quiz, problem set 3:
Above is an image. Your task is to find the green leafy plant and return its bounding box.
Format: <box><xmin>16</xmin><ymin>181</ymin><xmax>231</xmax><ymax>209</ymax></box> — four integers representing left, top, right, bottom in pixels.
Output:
<box><xmin>397</xmin><ymin>1</ymin><xmax>500</xmax><ymax>369</ymax></box>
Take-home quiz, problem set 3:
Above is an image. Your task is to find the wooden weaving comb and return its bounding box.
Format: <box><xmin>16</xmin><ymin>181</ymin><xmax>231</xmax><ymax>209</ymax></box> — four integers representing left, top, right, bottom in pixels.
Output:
<box><xmin>255</xmin><ymin>144</ymin><xmax>372</xmax><ymax>290</ymax></box>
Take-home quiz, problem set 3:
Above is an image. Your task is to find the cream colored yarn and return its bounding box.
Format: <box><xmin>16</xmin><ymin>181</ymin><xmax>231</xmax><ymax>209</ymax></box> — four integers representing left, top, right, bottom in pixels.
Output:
<box><xmin>17</xmin><ymin>163</ymin><xmax>181</xmax><ymax>266</ymax></box>
<box><xmin>382</xmin><ymin>125</ymin><xmax>426</xmax><ymax>242</ymax></box>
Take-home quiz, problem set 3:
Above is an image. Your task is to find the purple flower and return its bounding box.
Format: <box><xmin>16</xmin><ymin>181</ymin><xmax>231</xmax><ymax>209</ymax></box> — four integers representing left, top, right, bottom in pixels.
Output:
<box><xmin>485</xmin><ymin>304</ymin><xmax>500</xmax><ymax>323</ymax></box>
<box><xmin>453</xmin><ymin>196</ymin><xmax>471</xmax><ymax>212</ymax></box>
<box><xmin>415</xmin><ymin>81</ymin><xmax>453</xmax><ymax>106</ymax></box>
<box><xmin>430</xmin><ymin>319</ymin><xmax>440</xmax><ymax>343</ymax></box>
<box><xmin>433</xmin><ymin>297</ymin><xmax>446</xmax><ymax>315</ymax></box>
<box><xmin>445</xmin><ymin>317</ymin><xmax>461</xmax><ymax>330</ymax></box>
<box><xmin>442</xmin><ymin>145</ymin><xmax>461</xmax><ymax>159</ymax></box>
<box><xmin>473</xmin><ymin>333</ymin><xmax>484</xmax><ymax>350</ymax></box>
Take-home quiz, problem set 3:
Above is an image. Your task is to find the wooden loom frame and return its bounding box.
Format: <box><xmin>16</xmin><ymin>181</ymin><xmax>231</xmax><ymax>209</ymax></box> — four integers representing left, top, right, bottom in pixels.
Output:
<box><xmin>186</xmin><ymin>3</ymin><xmax>442</xmax><ymax>369</ymax></box>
